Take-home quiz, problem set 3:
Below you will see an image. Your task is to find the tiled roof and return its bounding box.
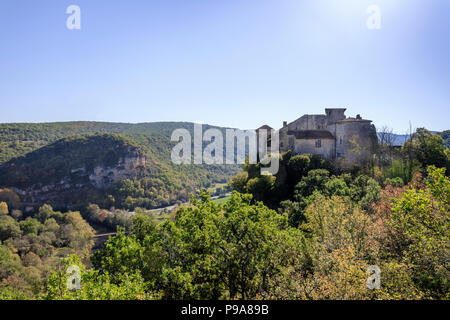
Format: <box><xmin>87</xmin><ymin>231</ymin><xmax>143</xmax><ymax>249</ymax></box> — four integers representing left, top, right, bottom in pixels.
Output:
<box><xmin>287</xmin><ymin>130</ymin><xmax>334</xmax><ymax>139</ymax></box>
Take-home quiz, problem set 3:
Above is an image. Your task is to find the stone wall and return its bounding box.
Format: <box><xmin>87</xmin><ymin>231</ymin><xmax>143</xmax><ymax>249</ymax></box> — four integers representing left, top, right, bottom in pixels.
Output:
<box><xmin>293</xmin><ymin>138</ymin><xmax>335</xmax><ymax>159</ymax></box>
<box><xmin>334</xmin><ymin>120</ymin><xmax>377</xmax><ymax>168</ymax></box>
<box><xmin>280</xmin><ymin>114</ymin><xmax>329</xmax><ymax>152</ymax></box>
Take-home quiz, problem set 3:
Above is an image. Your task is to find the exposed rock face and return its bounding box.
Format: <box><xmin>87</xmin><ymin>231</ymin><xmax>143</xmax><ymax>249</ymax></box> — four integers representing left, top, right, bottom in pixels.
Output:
<box><xmin>0</xmin><ymin>134</ymin><xmax>147</xmax><ymax>209</ymax></box>
<box><xmin>10</xmin><ymin>154</ymin><xmax>146</xmax><ymax>207</ymax></box>
<box><xmin>89</xmin><ymin>155</ymin><xmax>146</xmax><ymax>188</ymax></box>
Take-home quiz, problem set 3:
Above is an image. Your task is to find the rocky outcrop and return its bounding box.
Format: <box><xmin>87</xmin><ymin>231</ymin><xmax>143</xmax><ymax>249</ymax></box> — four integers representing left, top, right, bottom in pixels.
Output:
<box><xmin>89</xmin><ymin>155</ymin><xmax>146</xmax><ymax>188</ymax></box>
<box><xmin>0</xmin><ymin>134</ymin><xmax>147</xmax><ymax>209</ymax></box>
<box><xmin>10</xmin><ymin>154</ymin><xmax>146</xmax><ymax>207</ymax></box>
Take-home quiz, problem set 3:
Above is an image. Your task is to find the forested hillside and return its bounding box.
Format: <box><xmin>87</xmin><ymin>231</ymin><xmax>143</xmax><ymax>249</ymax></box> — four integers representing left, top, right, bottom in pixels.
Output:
<box><xmin>439</xmin><ymin>130</ymin><xmax>450</xmax><ymax>148</ymax></box>
<box><xmin>0</xmin><ymin>121</ymin><xmax>192</xmax><ymax>164</ymax></box>
<box><xmin>0</xmin><ymin>122</ymin><xmax>239</xmax><ymax>211</ymax></box>
<box><xmin>0</xmin><ymin>134</ymin><xmax>143</xmax><ymax>188</ymax></box>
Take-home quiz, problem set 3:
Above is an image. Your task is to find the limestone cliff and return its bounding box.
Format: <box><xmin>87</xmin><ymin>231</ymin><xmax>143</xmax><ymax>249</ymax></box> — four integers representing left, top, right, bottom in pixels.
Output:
<box><xmin>0</xmin><ymin>134</ymin><xmax>146</xmax><ymax>208</ymax></box>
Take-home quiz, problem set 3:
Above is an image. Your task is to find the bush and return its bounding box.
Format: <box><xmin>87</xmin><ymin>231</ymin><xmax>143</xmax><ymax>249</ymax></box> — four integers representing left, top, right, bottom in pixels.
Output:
<box><xmin>384</xmin><ymin>177</ymin><xmax>404</xmax><ymax>187</ymax></box>
<box><xmin>0</xmin><ymin>202</ymin><xmax>8</xmax><ymax>215</ymax></box>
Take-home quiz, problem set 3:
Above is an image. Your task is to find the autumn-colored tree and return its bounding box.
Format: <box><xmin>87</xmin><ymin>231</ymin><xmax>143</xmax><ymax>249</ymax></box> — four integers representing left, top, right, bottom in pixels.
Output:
<box><xmin>0</xmin><ymin>189</ymin><xmax>20</xmax><ymax>210</ymax></box>
<box><xmin>368</xmin><ymin>167</ymin><xmax>449</xmax><ymax>299</ymax></box>
<box><xmin>0</xmin><ymin>202</ymin><xmax>8</xmax><ymax>215</ymax></box>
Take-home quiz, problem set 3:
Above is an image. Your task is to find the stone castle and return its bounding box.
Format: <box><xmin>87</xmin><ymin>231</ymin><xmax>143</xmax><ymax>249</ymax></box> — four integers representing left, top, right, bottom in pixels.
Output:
<box><xmin>259</xmin><ymin>108</ymin><xmax>378</xmax><ymax>168</ymax></box>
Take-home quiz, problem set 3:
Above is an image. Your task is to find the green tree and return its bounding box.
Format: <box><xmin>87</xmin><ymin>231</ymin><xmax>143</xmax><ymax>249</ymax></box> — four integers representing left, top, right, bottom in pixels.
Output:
<box><xmin>287</xmin><ymin>155</ymin><xmax>311</xmax><ymax>186</ymax></box>
<box><xmin>384</xmin><ymin>177</ymin><xmax>404</xmax><ymax>188</ymax></box>
<box><xmin>391</xmin><ymin>166</ymin><xmax>450</xmax><ymax>298</ymax></box>
<box><xmin>36</xmin><ymin>204</ymin><xmax>63</xmax><ymax>223</ymax></box>
<box><xmin>45</xmin><ymin>254</ymin><xmax>150</xmax><ymax>300</ymax></box>
<box><xmin>62</xmin><ymin>211</ymin><xmax>95</xmax><ymax>258</ymax></box>
<box><xmin>404</xmin><ymin>128</ymin><xmax>450</xmax><ymax>172</ymax></box>
<box><xmin>146</xmin><ymin>192</ymin><xmax>303</xmax><ymax>299</ymax></box>
<box><xmin>246</xmin><ymin>175</ymin><xmax>276</xmax><ymax>202</ymax></box>
<box><xmin>229</xmin><ymin>171</ymin><xmax>248</xmax><ymax>193</ymax></box>
<box><xmin>220</xmin><ymin>192</ymin><xmax>302</xmax><ymax>299</ymax></box>
<box><xmin>324</xmin><ymin>177</ymin><xmax>351</xmax><ymax>197</ymax></box>
<box><xmin>294</xmin><ymin>169</ymin><xmax>330</xmax><ymax>200</ymax></box>
<box><xmin>0</xmin><ymin>216</ymin><xmax>21</xmax><ymax>241</ymax></box>
<box><xmin>0</xmin><ymin>189</ymin><xmax>20</xmax><ymax>210</ymax></box>
<box><xmin>92</xmin><ymin>228</ymin><xmax>143</xmax><ymax>283</ymax></box>
<box><xmin>296</xmin><ymin>195</ymin><xmax>374</xmax><ymax>299</ymax></box>
<box><xmin>19</xmin><ymin>218</ymin><xmax>42</xmax><ymax>236</ymax></box>
<box><xmin>349</xmin><ymin>175</ymin><xmax>381</xmax><ymax>211</ymax></box>
<box><xmin>131</xmin><ymin>214</ymin><xmax>156</xmax><ymax>242</ymax></box>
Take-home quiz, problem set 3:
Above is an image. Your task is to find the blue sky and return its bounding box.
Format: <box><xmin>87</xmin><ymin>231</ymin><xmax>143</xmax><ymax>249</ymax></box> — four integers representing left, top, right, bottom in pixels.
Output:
<box><xmin>0</xmin><ymin>0</ymin><xmax>449</xmax><ymax>133</ymax></box>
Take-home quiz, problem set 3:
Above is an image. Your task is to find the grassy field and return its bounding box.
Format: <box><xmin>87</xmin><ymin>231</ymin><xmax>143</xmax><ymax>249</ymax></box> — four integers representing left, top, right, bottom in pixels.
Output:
<box><xmin>207</xmin><ymin>183</ymin><xmax>229</xmax><ymax>195</ymax></box>
<box><xmin>212</xmin><ymin>196</ymin><xmax>231</xmax><ymax>205</ymax></box>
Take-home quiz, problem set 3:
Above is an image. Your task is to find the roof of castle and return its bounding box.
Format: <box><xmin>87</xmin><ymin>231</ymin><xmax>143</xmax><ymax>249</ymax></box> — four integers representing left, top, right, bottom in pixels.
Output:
<box><xmin>337</xmin><ymin>118</ymin><xmax>372</xmax><ymax>123</ymax></box>
<box><xmin>287</xmin><ymin>130</ymin><xmax>334</xmax><ymax>139</ymax></box>
<box><xmin>256</xmin><ymin>125</ymin><xmax>273</xmax><ymax>131</ymax></box>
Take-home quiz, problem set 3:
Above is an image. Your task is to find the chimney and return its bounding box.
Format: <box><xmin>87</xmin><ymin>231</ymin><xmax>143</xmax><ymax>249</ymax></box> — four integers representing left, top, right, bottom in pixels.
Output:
<box><xmin>283</xmin><ymin>121</ymin><xmax>287</xmax><ymax>127</ymax></box>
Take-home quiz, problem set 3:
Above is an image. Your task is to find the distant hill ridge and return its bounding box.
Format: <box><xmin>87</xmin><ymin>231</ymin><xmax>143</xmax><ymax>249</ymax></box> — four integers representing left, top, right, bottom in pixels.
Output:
<box><xmin>377</xmin><ymin>130</ymin><xmax>449</xmax><ymax>147</ymax></box>
<box><xmin>0</xmin><ymin>121</ymin><xmax>234</xmax><ymax>164</ymax></box>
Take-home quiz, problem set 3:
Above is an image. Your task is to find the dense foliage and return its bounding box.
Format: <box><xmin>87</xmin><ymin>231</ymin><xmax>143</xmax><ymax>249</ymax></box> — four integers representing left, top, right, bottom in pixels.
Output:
<box><xmin>0</xmin><ymin>127</ymin><xmax>448</xmax><ymax>300</ymax></box>
<box><xmin>0</xmin><ymin>164</ymin><xmax>448</xmax><ymax>300</ymax></box>
<box><xmin>439</xmin><ymin>130</ymin><xmax>450</xmax><ymax>149</ymax></box>
<box><xmin>0</xmin><ymin>133</ymin><xmax>142</xmax><ymax>188</ymax></box>
<box><xmin>0</xmin><ymin>205</ymin><xmax>94</xmax><ymax>299</ymax></box>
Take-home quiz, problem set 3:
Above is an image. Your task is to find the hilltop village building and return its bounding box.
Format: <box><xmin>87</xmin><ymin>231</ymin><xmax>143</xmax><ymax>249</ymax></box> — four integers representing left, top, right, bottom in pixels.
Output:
<box><xmin>258</xmin><ymin>108</ymin><xmax>378</xmax><ymax>168</ymax></box>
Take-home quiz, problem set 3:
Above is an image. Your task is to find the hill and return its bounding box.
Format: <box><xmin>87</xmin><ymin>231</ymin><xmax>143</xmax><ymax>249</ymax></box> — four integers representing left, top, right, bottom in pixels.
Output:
<box><xmin>0</xmin><ymin>122</ymin><xmax>240</xmax><ymax>211</ymax></box>
<box><xmin>0</xmin><ymin>121</ymin><xmax>218</xmax><ymax>164</ymax></box>
<box><xmin>377</xmin><ymin>130</ymin><xmax>449</xmax><ymax>147</ymax></box>
<box><xmin>0</xmin><ymin>134</ymin><xmax>143</xmax><ymax>188</ymax></box>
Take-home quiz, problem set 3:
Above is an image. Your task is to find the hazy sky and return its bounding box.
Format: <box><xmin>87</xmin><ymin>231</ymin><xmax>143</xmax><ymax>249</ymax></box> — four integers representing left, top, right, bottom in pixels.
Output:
<box><xmin>0</xmin><ymin>0</ymin><xmax>449</xmax><ymax>133</ymax></box>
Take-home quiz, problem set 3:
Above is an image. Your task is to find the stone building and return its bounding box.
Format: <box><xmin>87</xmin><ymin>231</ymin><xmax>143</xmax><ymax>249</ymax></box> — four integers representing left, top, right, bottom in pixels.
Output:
<box><xmin>259</xmin><ymin>108</ymin><xmax>378</xmax><ymax>168</ymax></box>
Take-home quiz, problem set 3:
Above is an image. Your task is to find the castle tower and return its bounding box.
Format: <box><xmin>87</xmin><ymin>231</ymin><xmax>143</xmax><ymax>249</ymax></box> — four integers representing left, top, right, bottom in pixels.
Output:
<box><xmin>325</xmin><ymin>108</ymin><xmax>346</xmax><ymax>124</ymax></box>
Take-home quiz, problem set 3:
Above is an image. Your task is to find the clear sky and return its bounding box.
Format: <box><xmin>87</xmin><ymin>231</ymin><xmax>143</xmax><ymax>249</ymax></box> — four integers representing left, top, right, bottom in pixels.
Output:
<box><xmin>0</xmin><ymin>0</ymin><xmax>449</xmax><ymax>133</ymax></box>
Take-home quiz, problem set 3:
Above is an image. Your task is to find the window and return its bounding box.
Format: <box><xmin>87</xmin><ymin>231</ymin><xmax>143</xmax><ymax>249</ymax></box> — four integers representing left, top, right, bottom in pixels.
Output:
<box><xmin>340</xmin><ymin>137</ymin><xmax>343</xmax><ymax>145</ymax></box>
<box><xmin>315</xmin><ymin>140</ymin><xmax>322</xmax><ymax>148</ymax></box>
<box><xmin>289</xmin><ymin>137</ymin><xmax>295</xmax><ymax>146</ymax></box>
